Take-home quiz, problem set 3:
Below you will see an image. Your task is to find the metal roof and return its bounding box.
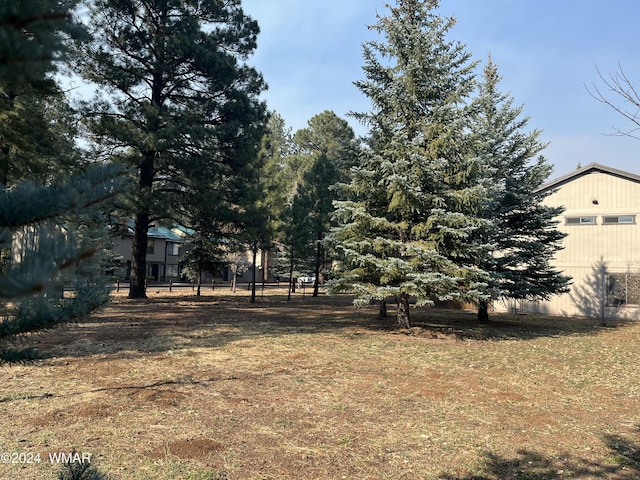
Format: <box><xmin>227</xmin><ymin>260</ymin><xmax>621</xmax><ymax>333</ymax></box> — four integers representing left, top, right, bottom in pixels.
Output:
<box><xmin>147</xmin><ymin>226</ymin><xmax>184</xmax><ymax>242</ymax></box>
<box><xmin>535</xmin><ymin>162</ymin><xmax>640</xmax><ymax>193</ymax></box>
<box><xmin>123</xmin><ymin>220</ymin><xmax>186</xmax><ymax>242</ymax></box>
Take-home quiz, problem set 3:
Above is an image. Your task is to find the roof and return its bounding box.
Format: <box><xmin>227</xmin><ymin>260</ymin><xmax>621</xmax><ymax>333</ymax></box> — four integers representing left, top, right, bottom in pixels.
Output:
<box><xmin>123</xmin><ymin>220</ymin><xmax>186</xmax><ymax>242</ymax></box>
<box><xmin>148</xmin><ymin>226</ymin><xmax>184</xmax><ymax>242</ymax></box>
<box><xmin>536</xmin><ymin>162</ymin><xmax>640</xmax><ymax>194</ymax></box>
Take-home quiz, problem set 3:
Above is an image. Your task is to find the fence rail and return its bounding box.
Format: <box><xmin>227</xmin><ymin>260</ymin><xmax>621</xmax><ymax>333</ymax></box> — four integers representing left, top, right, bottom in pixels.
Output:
<box><xmin>112</xmin><ymin>280</ymin><xmax>294</xmax><ymax>293</ymax></box>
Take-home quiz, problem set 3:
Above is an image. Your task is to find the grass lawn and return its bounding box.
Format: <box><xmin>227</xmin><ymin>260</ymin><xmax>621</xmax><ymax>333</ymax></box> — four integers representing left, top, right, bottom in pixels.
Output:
<box><xmin>1</xmin><ymin>288</ymin><xmax>639</xmax><ymax>479</ymax></box>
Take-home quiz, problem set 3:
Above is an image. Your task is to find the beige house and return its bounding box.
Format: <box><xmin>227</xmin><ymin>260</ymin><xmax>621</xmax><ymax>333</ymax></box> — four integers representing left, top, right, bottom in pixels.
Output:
<box><xmin>501</xmin><ymin>163</ymin><xmax>640</xmax><ymax>320</ymax></box>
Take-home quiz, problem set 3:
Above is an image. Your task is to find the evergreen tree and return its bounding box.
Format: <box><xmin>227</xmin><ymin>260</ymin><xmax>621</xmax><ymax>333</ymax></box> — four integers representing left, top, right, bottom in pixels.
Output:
<box><xmin>278</xmin><ymin>187</ymin><xmax>315</xmax><ymax>300</ymax></box>
<box><xmin>259</xmin><ymin>113</ymin><xmax>313</xmax><ymax>298</ymax></box>
<box><xmin>0</xmin><ymin>89</ymin><xmax>82</xmax><ymax>186</ymax></box>
<box><xmin>0</xmin><ymin>0</ymin><xmax>121</xmax><ymax>362</ymax></box>
<box><xmin>234</xmin><ymin>164</ymin><xmax>270</xmax><ymax>303</ymax></box>
<box><xmin>76</xmin><ymin>0</ymin><xmax>267</xmax><ymax>298</ymax></box>
<box><xmin>472</xmin><ymin>59</ymin><xmax>570</xmax><ymax>321</ymax></box>
<box><xmin>0</xmin><ymin>0</ymin><xmax>84</xmax><ymax>86</ymax></box>
<box><xmin>259</xmin><ymin>112</ymin><xmax>296</xmax><ymax>237</ymax></box>
<box><xmin>180</xmin><ymin>207</ymin><xmax>226</xmax><ymax>297</ymax></box>
<box><xmin>328</xmin><ymin>0</ymin><xmax>491</xmax><ymax>328</ymax></box>
<box><xmin>293</xmin><ymin>111</ymin><xmax>357</xmax><ymax>296</ymax></box>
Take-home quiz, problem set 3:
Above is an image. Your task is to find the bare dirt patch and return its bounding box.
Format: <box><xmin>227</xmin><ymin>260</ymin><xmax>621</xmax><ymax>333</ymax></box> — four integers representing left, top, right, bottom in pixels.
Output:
<box><xmin>1</xmin><ymin>288</ymin><xmax>640</xmax><ymax>479</ymax></box>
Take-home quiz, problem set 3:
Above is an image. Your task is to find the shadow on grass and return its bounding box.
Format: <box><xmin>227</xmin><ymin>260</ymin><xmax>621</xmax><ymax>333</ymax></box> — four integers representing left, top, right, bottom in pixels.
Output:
<box><xmin>0</xmin><ymin>375</ymin><xmax>221</xmax><ymax>403</ymax></box>
<box><xmin>403</xmin><ymin>307</ymin><xmax>605</xmax><ymax>341</ymax></box>
<box><xmin>19</xmin><ymin>292</ymin><xmax>629</xmax><ymax>361</ymax></box>
<box><xmin>439</xmin><ymin>432</ymin><xmax>640</xmax><ymax>479</ymax></box>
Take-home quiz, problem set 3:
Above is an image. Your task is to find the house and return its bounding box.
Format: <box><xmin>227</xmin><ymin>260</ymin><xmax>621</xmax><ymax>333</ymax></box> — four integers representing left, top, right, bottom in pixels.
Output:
<box><xmin>501</xmin><ymin>163</ymin><xmax>640</xmax><ymax>320</ymax></box>
<box><xmin>113</xmin><ymin>225</ymin><xmax>186</xmax><ymax>281</ymax></box>
<box><xmin>113</xmin><ymin>224</ymin><xmax>276</xmax><ymax>284</ymax></box>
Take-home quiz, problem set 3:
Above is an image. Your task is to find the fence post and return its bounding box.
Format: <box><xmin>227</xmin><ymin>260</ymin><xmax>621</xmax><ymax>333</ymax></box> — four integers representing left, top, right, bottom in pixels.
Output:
<box><xmin>169</xmin><ymin>280</ymin><xmax>173</xmax><ymax>292</ymax></box>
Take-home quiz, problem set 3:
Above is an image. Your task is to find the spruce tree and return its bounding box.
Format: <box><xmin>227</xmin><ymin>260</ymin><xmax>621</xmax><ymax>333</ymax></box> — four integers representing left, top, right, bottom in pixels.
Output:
<box><xmin>76</xmin><ymin>0</ymin><xmax>267</xmax><ymax>298</ymax></box>
<box><xmin>0</xmin><ymin>0</ymin><xmax>121</xmax><ymax>362</ymax></box>
<box><xmin>472</xmin><ymin>59</ymin><xmax>570</xmax><ymax>321</ymax></box>
<box><xmin>328</xmin><ymin>0</ymin><xmax>491</xmax><ymax>328</ymax></box>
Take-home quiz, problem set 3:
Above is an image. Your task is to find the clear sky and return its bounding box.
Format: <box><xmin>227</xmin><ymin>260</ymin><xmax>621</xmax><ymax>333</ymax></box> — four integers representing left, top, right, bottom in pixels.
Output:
<box><xmin>241</xmin><ymin>0</ymin><xmax>640</xmax><ymax>179</ymax></box>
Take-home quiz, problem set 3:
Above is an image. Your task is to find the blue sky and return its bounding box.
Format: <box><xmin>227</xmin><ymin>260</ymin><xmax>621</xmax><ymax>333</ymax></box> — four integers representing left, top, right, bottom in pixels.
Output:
<box><xmin>242</xmin><ymin>0</ymin><xmax>640</xmax><ymax>178</ymax></box>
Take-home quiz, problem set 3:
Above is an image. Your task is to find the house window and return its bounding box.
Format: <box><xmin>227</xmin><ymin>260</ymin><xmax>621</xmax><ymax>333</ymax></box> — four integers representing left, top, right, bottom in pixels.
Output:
<box><xmin>147</xmin><ymin>239</ymin><xmax>155</xmax><ymax>254</ymax></box>
<box><xmin>168</xmin><ymin>242</ymin><xmax>180</xmax><ymax>256</ymax></box>
<box><xmin>603</xmin><ymin>215</ymin><xmax>636</xmax><ymax>225</ymax></box>
<box><xmin>166</xmin><ymin>264</ymin><xmax>179</xmax><ymax>278</ymax></box>
<box><xmin>565</xmin><ymin>216</ymin><xmax>596</xmax><ymax>225</ymax></box>
<box><xmin>608</xmin><ymin>272</ymin><xmax>640</xmax><ymax>305</ymax></box>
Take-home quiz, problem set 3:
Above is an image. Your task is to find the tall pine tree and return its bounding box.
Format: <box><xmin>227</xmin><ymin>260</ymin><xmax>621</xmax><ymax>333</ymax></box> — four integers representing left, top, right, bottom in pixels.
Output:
<box><xmin>75</xmin><ymin>0</ymin><xmax>267</xmax><ymax>298</ymax></box>
<box><xmin>328</xmin><ymin>0</ymin><xmax>491</xmax><ymax>328</ymax></box>
<box><xmin>294</xmin><ymin>111</ymin><xmax>357</xmax><ymax>296</ymax></box>
<box><xmin>259</xmin><ymin>113</ymin><xmax>314</xmax><ymax>298</ymax></box>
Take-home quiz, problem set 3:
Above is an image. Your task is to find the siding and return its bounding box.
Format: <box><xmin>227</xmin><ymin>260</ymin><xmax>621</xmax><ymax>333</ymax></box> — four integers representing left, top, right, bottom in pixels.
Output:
<box><xmin>496</xmin><ymin>168</ymin><xmax>640</xmax><ymax>319</ymax></box>
<box><xmin>547</xmin><ymin>172</ymin><xmax>640</xmax><ymax>270</ymax></box>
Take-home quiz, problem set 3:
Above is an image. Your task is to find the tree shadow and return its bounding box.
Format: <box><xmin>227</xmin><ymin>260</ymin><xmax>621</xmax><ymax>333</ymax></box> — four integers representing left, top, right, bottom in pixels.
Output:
<box><xmin>567</xmin><ymin>257</ymin><xmax>640</xmax><ymax>326</ymax></box>
<box><xmin>24</xmin><ymin>293</ymin><xmax>389</xmax><ymax>360</ymax></box>
<box><xmin>439</xmin><ymin>431</ymin><xmax>640</xmax><ymax>479</ymax></box>
<box><xmin>404</xmin><ymin>307</ymin><xmax>603</xmax><ymax>341</ymax></box>
<box><xmin>569</xmin><ymin>257</ymin><xmax>609</xmax><ymax>324</ymax></box>
<box><xmin>14</xmin><ymin>288</ymin><xmax>634</xmax><ymax>362</ymax></box>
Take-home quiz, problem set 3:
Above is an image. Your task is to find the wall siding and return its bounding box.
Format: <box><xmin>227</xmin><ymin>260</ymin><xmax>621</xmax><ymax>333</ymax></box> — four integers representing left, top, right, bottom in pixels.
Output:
<box><xmin>496</xmin><ymin>170</ymin><xmax>640</xmax><ymax>319</ymax></box>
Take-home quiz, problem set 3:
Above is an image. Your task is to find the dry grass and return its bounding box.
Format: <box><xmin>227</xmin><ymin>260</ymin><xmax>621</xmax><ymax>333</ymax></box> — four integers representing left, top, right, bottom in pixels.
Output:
<box><xmin>1</xmin><ymin>287</ymin><xmax>640</xmax><ymax>479</ymax></box>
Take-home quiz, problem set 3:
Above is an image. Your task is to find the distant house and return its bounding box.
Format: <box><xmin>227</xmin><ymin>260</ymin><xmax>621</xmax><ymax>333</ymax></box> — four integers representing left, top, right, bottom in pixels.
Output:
<box><xmin>114</xmin><ymin>225</ymin><xmax>186</xmax><ymax>281</ymax></box>
<box><xmin>499</xmin><ymin>163</ymin><xmax>640</xmax><ymax>320</ymax></box>
<box><xmin>113</xmin><ymin>225</ymin><xmax>276</xmax><ymax>284</ymax></box>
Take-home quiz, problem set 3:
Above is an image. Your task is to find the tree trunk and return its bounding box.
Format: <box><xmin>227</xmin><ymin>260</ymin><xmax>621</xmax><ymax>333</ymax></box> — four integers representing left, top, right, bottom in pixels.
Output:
<box><xmin>379</xmin><ymin>299</ymin><xmax>387</xmax><ymax>318</ymax></box>
<box><xmin>128</xmin><ymin>151</ymin><xmax>155</xmax><ymax>299</ymax></box>
<box><xmin>313</xmin><ymin>231</ymin><xmax>322</xmax><ymax>297</ymax></box>
<box><xmin>251</xmin><ymin>240</ymin><xmax>258</xmax><ymax>304</ymax></box>
<box><xmin>196</xmin><ymin>242</ymin><xmax>203</xmax><ymax>297</ymax></box>
<box><xmin>128</xmin><ymin>212</ymin><xmax>150</xmax><ymax>299</ymax></box>
<box><xmin>231</xmin><ymin>268</ymin><xmax>237</xmax><ymax>292</ymax></box>
<box><xmin>396</xmin><ymin>293</ymin><xmax>410</xmax><ymax>329</ymax></box>
<box><xmin>287</xmin><ymin>255</ymin><xmax>294</xmax><ymax>301</ymax></box>
<box><xmin>477</xmin><ymin>299</ymin><xmax>490</xmax><ymax>323</ymax></box>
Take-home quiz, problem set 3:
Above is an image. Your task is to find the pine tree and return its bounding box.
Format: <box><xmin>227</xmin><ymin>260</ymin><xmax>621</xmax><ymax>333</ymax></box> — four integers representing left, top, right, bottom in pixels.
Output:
<box><xmin>0</xmin><ymin>89</ymin><xmax>82</xmax><ymax>186</ymax></box>
<box><xmin>0</xmin><ymin>0</ymin><xmax>121</xmax><ymax>362</ymax></box>
<box><xmin>259</xmin><ymin>113</ymin><xmax>313</xmax><ymax>298</ymax></box>
<box><xmin>75</xmin><ymin>0</ymin><xmax>267</xmax><ymax>298</ymax></box>
<box><xmin>328</xmin><ymin>0</ymin><xmax>492</xmax><ymax>328</ymax></box>
<box><xmin>237</xmin><ymin>150</ymin><xmax>272</xmax><ymax>303</ymax></box>
<box><xmin>180</xmin><ymin>205</ymin><xmax>227</xmax><ymax>297</ymax></box>
<box><xmin>293</xmin><ymin>111</ymin><xmax>357</xmax><ymax>296</ymax></box>
<box><xmin>472</xmin><ymin>59</ymin><xmax>570</xmax><ymax>321</ymax></box>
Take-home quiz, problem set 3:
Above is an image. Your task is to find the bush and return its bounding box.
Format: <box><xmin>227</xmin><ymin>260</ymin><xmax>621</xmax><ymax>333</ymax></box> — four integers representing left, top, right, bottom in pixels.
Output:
<box><xmin>56</xmin><ymin>460</ymin><xmax>107</xmax><ymax>480</ymax></box>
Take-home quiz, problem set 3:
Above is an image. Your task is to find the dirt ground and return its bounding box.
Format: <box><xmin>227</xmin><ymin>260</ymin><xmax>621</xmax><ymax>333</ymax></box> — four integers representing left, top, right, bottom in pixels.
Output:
<box><xmin>1</xmin><ymin>288</ymin><xmax>640</xmax><ymax>479</ymax></box>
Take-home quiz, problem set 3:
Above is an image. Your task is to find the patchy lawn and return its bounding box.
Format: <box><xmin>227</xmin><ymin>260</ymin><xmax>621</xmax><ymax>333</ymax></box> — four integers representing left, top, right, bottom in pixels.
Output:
<box><xmin>1</xmin><ymin>288</ymin><xmax>640</xmax><ymax>479</ymax></box>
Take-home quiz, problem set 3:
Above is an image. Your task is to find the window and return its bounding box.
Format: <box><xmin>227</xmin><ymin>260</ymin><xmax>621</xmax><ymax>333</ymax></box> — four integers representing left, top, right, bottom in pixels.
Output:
<box><xmin>147</xmin><ymin>239</ymin><xmax>155</xmax><ymax>254</ymax></box>
<box><xmin>565</xmin><ymin>216</ymin><xmax>596</xmax><ymax>225</ymax></box>
<box><xmin>165</xmin><ymin>264</ymin><xmax>179</xmax><ymax>278</ymax></box>
<box><xmin>607</xmin><ymin>272</ymin><xmax>640</xmax><ymax>306</ymax></box>
<box><xmin>603</xmin><ymin>215</ymin><xmax>636</xmax><ymax>225</ymax></box>
<box><xmin>168</xmin><ymin>242</ymin><xmax>180</xmax><ymax>256</ymax></box>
